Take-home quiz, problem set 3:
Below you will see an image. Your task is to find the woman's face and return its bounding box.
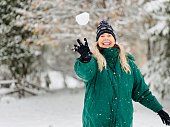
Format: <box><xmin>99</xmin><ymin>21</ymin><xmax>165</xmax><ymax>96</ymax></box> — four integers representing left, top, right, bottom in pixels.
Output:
<box><xmin>97</xmin><ymin>33</ymin><xmax>116</xmax><ymax>48</ymax></box>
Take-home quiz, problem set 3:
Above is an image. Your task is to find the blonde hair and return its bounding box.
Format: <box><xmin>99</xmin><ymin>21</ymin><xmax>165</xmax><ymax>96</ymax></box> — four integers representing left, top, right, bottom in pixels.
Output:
<box><xmin>91</xmin><ymin>42</ymin><xmax>131</xmax><ymax>74</ymax></box>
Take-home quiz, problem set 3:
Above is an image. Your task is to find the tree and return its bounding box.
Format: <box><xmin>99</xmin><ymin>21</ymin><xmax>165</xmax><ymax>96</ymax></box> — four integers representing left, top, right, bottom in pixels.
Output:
<box><xmin>0</xmin><ymin>0</ymin><xmax>41</xmax><ymax>97</ymax></box>
<box><xmin>141</xmin><ymin>0</ymin><xmax>170</xmax><ymax>99</ymax></box>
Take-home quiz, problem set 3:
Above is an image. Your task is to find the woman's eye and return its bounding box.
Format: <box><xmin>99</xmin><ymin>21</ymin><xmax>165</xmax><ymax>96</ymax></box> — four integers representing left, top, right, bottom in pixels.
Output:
<box><xmin>108</xmin><ymin>34</ymin><xmax>111</xmax><ymax>37</ymax></box>
<box><xmin>100</xmin><ymin>35</ymin><xmax>104</xmax><ymax>37</ymax></box>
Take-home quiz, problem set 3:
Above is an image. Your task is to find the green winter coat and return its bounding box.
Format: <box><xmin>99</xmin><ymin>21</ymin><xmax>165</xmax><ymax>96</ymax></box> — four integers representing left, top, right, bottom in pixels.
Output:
<box><xmin>74</xmin><ymin>47</ymin><xmax>163</xmax><ymax>127</ymax></box>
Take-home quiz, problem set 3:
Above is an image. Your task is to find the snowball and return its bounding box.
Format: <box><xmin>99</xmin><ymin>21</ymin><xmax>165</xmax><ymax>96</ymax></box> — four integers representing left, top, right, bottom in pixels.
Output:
<box><xmin>75</xmin><ymin>12</ymin><xmax>89</xmax><ymax>25</ymax></box>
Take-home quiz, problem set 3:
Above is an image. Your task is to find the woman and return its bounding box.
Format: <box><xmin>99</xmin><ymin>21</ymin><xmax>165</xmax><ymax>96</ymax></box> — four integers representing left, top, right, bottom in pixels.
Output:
<box><xmin>73</xmin><ymin>20</ymin><xmax>170</xmax><ymax>127</ymax></box>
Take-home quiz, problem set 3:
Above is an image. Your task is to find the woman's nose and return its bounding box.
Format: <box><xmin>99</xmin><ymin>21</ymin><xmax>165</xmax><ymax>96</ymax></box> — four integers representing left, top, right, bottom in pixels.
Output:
<box><xmin>103</xmin><ymin>37</ymin><xmax>109</xmax><ymax>40</ymax></box>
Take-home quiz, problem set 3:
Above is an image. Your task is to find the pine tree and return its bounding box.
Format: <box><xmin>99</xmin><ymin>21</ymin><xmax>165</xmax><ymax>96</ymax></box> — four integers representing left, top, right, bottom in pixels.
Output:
<box><xmin>0</xmin><ymin>0</ymin><xmax>40</xmax><ymax>97</ymax></box>
<box><xmin>142</xmin><ymin>0</ymin><xmax>170</xmax><ymax>99</ymax></box>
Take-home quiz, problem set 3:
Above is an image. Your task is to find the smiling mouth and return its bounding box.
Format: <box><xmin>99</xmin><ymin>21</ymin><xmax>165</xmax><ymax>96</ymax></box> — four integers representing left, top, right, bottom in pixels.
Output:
<box><xmin>103</xmin><ymin>41</ymin><xmax>111</xmax><ymax>45</ymax></box>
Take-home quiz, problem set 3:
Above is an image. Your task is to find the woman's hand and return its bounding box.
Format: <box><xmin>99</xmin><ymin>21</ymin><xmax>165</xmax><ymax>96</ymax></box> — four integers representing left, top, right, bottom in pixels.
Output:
<box><xmin>73</xmin><ymin>38</ymin><xmax>92</xmax><ymax>63</ymax></box>
<box><xmin>158</xmin><ymin>110</ymin><xmax>170</xmax><ymax>126</ymax></box>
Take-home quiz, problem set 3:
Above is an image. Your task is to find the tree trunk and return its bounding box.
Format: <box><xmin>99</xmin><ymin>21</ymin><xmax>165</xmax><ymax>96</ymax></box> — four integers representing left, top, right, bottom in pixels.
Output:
<box><xmin>147</xmin><ymin>39</ymin><xmax>151</xmax><ymax>60</ymax></box>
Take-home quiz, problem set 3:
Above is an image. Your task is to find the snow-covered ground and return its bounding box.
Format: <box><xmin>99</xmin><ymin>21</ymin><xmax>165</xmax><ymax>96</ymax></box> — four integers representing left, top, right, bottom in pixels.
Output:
<box><xmin>0</xmin><ymin>88</ymin><xmax>169</xmax><ymax>127</ymax></box>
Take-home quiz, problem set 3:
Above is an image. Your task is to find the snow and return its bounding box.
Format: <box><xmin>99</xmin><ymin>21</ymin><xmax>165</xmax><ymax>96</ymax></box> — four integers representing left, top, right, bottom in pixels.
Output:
<box><xmin>0</xmin><ymin>89</ymin><xmax>83</xmax><ymax>127</ymax></box>
<box><xmin>65</xmin><ymin>75</ymin><xmax>84</xmax><ymax>88</ymax></box>
<box><xmin>144</xmin><ymin>0</ymin><xmax>169</xmax><ymax>36</ymax></box>
<box><xmin>144</xmin><ymin>0</ymin><xmax>166</xmax><ymax>13</ymax></box>
<box><xmin>44</xmin><ymin>71</ymin><xmax>83</xmax><ymax>89</ymax></box>
<box><xmin>0</xmin><ymin>88</ymin><xmax>169</xmax><ymax>127</ymax></box>
<box><xmin>148</xmin><ymin>21</ymin><xmax>168</xmax><ymax>35</ymax></box>
<box><xmin>48</xmin><ymin>71</ymin><xmax>65</xmax><ymax>89</ymax></box>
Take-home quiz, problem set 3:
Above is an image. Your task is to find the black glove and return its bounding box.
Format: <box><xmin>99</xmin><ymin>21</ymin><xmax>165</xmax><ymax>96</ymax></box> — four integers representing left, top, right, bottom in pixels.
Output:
<box><xmin>73</xmin><ymin>38</ymin><xmax>92</xmax><ymax>63</ymax></box>
<box><xmin>157</xmin><ymin>110</ymin><xmax>170</xmax><ymax>126</ymax></box>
